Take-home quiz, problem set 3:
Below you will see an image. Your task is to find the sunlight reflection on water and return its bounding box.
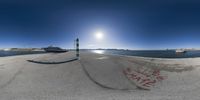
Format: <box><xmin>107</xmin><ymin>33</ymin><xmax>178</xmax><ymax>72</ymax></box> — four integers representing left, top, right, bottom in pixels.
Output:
<box><xmin>92</xmin><ymin>50</ymin><xmax>105</xmax><ymax>54</ymax></box>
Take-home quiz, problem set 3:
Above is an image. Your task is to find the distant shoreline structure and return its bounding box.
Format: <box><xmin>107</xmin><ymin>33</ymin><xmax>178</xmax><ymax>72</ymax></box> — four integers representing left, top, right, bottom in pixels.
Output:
<box><xmin>43</xmin><ymin>46</ymin><xmax>68</xmax><ymax>53</ymax></box>
<box><xmin>175</xmin><ymin>49</ymin><xmax>187</xmax><ymax>53</ymax></box>
<box><xmin>0</xmin><ymin>48</ymin><xmax>44</xmax><ymax>51</ymax></box>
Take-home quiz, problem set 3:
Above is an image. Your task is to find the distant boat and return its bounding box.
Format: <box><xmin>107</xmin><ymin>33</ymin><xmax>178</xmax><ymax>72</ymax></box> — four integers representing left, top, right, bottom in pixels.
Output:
<box><xmin>175</xmin><ymin>49</ymin><xmax>186</xmax><ymax>53</ymax></box>
<box><xmin>43</xmin><ymin>46</ymin><xmax>68</xmax><ymax>53</ymax></box>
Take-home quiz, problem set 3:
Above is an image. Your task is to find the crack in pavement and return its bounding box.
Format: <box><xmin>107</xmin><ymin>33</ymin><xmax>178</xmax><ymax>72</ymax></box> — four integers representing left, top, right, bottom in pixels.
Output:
<box><xmin>0</xmin><ymin>66</ymin><xmax>25</xmax><ymax>89</ymax></box>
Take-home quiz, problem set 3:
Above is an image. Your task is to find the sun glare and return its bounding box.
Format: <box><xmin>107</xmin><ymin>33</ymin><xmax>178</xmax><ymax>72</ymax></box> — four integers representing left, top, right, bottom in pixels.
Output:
<box><xmin>95</xmin><ymin>31</ymin><xmax>104</xmax><ymax>40</ymax></box>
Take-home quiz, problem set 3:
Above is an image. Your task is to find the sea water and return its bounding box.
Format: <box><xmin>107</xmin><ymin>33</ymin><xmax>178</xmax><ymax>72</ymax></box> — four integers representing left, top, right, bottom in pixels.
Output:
<box><xmin>91</xmin><ymin>49</ymin><xmax>200</xmax><ymax>58</ymax></box>
<box><xmin>2</xmin><ymin>49</ymin><xmax>200</xmax><ymax>58</ymax></box>
<box><xmin>0</xmin><ymin>51</ymin><xmax>46</xmax><ymax>57</ymax></box>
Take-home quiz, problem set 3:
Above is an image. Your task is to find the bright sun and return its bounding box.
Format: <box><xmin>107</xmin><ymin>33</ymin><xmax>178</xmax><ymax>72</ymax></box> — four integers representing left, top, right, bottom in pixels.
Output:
<box><xmin>95</xmin><ymin>32</ymin><xmax>104</xmax><ymax>40</ymax></box>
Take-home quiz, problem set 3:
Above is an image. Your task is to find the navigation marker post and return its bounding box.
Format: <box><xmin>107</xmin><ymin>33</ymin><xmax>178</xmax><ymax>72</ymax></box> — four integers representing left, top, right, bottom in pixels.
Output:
<box><xmin>76</xmin><ymin>38</ymin><xmax>79</xmax><ymax>59</ymax></box>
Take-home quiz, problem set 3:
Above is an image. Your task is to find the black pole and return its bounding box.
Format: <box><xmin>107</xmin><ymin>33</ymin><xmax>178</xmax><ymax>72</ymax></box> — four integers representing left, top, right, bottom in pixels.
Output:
<box><xmin>76</xmin><ymin>38</ymin><xmax>79</xmax><ymax>58</ymax></box>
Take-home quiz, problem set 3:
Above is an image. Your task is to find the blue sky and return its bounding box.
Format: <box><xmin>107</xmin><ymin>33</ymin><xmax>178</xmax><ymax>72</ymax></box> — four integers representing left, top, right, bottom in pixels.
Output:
<box><xmin>0</xmin><ymin>0</ymin><xmax>200</xmax><ymax>49</ymax></box>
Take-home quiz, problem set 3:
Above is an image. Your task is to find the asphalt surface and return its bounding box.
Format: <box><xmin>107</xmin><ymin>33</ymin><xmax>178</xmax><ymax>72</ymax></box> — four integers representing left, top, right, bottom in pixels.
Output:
<box><xmin>0</xmin><ymin>51</ymin><xmax>200</xmax><ymax>100</ymax></box>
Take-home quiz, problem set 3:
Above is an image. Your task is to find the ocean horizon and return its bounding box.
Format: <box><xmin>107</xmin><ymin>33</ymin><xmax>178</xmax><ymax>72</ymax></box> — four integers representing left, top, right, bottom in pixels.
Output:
<box><xmin>1</xmin><ymin>49</ymin><xmax>200</xmax><ymax>58</ymax></box>
<box><xmin>89</xmin><ymin>49</ymin><xmax>200</xmax><ymax>58</ymax></box>
<box><xmin>0</xmin><ymin>50</ymin><xmax>46</xmax><ymax>57</ymax></box>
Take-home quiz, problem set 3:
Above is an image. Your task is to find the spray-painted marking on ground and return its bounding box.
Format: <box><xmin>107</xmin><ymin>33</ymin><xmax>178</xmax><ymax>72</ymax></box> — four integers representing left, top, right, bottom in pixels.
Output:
<box><xmin>123</xmin><ymin>67</ymin><xmax>167</xmax><ymax>90</ymax></box>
